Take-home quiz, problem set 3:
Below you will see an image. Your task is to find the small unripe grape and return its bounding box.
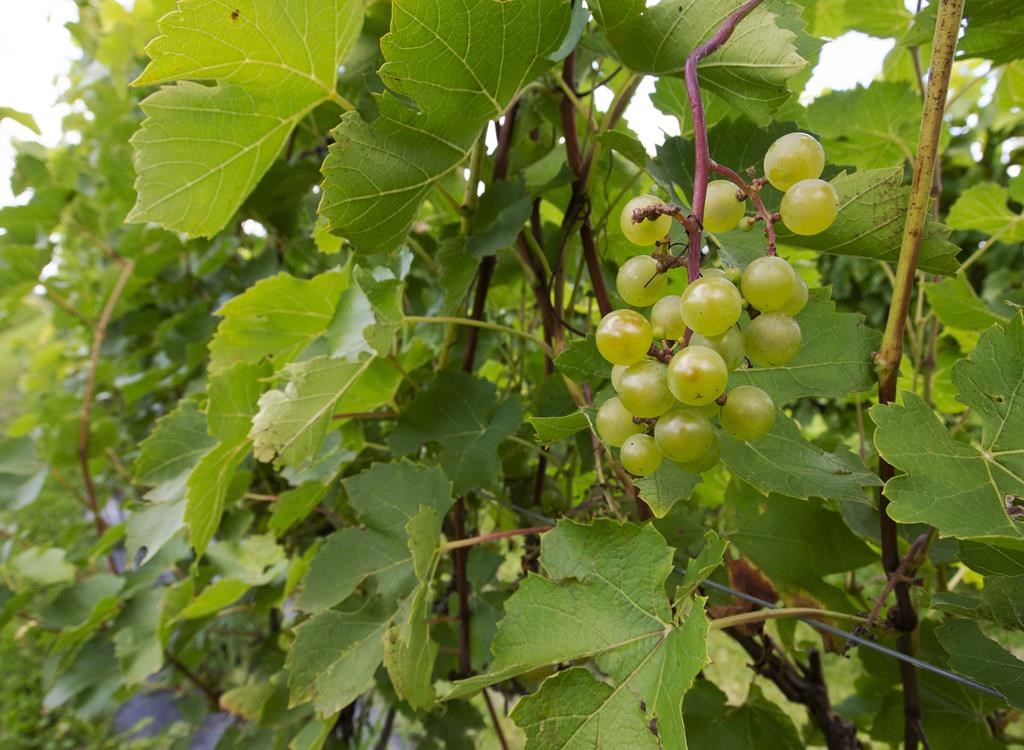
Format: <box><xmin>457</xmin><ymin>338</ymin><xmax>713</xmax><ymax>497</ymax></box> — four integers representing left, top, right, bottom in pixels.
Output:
<box><xmin>741</xmin><ymin>256</ymin><xmax>797</xmax><ymax>313</ymax></box>
<box><xmin>596</xmin><ymin>309</ymin><xmax>652</xmax><ymax>365</ymax></box>
<box><xmin>779</xmin><ymin>275</ymin><xmax>809</xmax><ymax>316</ymax></box>
<box><xmin>610</xmin><ymin>364</ymin><xmax>629</xmax><ymax>392</ymax></box>
<box><xmin>617</xmin><ymin>255</ymin><xmax>667</xmax><ymax>307</ymax></box>
<box><xmin>720</xmin><ymin>386</ymin><xmax>776</xmax><ymax>440</ymax></box>
<box><xmin>654</xmin><ymin>407</ymin><xmax>715</xmax><ymax>463</ymax></box>
<box><xmin>620</xmin><ymin>195</ymin><xmax>673</xmax><ymax>246</ymax></box>
<box><xmin>701</xmin><ymin>268</ymin><xmax>727</xmax><ymax>278</ymax></box>
<box><xmin>690</xmin><ymin>327</ymin><xmax>746</xmax><ymax>371</ymax></box>
<box><xmin>595</xmin><ymin>396</ymin><xmax>643</xmax><ymax>447</ymax></box>
<box><xmin>780</xmin><ymin>178</ymin><xmax>839</xmax><ymax>236</ymax></box>
<box><xmin>745</xmin><ymin>313</ymin><xmax>802</xmax><ymax>367</ymax></box>
<box><xmin>620</xmin><ymin>434</ymin><xmax>663</xmax><ymax>476</ymax></box>
<box><xmin>680</xmin><ymin>276</ymin><xmax>743</xmax><ymax>336</ymax></box>
<box><xmin>666</xmin><ymin>345</ymin><xmax>729</xmax><ymax>406</ymax></box>
<box><xmin>618</xmin><ymin>360</ymin><xmax>676</xmax><ymax>418</ymax></box>
<box><xmin>677</xmin><ymin>432</ymin><xmax>721</xmax><ymax>474</ymax></box>
<box><xmin>703</xmin><ymin>180</ymin><xmax>747</xmax><ymax>234</ymax></box>
<box><xmin>763</xmin><ymin>132</ymin><xmax>826</xmax><ymax>191</ymax></box>
<box><xmin>650</xmin><ymin>295</ymin><xmax>686</xmax><ymax>341</ymax></box>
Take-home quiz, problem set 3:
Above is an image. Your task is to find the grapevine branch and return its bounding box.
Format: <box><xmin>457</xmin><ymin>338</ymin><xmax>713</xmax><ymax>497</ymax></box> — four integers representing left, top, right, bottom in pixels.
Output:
<box><xmin>683</xmin><ymin>0</ymin><xmax>765</xmax><ymax>282</ymax></box>
<box><xmin>874</xmin><ymin>2</ymin><xmax>965</xmax><ymax>748</ymax></box>
<box><xmin>80</xmin><ymin>256</ymin><xmax>134</xmax><ymax>574</ymax></box>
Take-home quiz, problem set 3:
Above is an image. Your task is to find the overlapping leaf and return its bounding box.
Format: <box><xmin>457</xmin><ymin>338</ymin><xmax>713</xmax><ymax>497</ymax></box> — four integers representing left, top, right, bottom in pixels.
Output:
<box><xmin>731</xmin><ymin>288</ymin><xmax>880</xmax><ymax>403</ymax></box>
<box><xmin>289</xmin><ymin>462</ymin><xmax>453</xmax><ymax>715</ymax></box>
<box><xmin>128</xmin><ymin>0</ymin><xmax>363</xmax><ymax>236</ymax></box>
<box><xmin>318</xmin><ymin>0</ymin><xmax>573</xmax><ymax>253</ymax></box>
<box><xmin>872</xmin><ymin>314</ymin><xmax>1024</xmax><ymax>543</ymax></box>
<box><xmin>445</xmin><ymin>520</ymin><xmax>709</xmax><ymax>750</ymax></box>
<box><xmin>588</xmin><ymin>0</ymin><xmax>807</xmax><ymax>123</ymax></box>
<box><xmin>722</xmin><ymin>414</ymin><xmax>879</xmax><ymax>504</ymax></box>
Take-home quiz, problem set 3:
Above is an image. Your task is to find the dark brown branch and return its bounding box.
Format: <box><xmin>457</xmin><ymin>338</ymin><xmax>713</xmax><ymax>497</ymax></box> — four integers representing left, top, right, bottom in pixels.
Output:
<box><xmin>374</xmin><ymin>707</ymin><xmax>397</xmax><ymax>750</ymax></box>
<box><xmin>482</xmin><ymin>689</ymin><xmax>511</xmax><ymax>750</ymax></box>
<box><xmin>727</xmin><ymin>631</ymin><xmax>864</xmax><ymax>749</ymax></box>
<box><xmin>164</xmin><ymin>649</ymin><xmax>220</xmax><ymax>709</ymax></box>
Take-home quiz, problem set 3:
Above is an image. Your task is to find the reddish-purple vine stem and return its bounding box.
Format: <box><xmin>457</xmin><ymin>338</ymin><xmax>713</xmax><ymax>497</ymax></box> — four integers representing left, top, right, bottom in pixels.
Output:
<box><xmin>683</xmin><ymin>0</ymin><xmax>765</xmax><ymax>282</ymax></box>
<box><xmin>709</xmin><ymin>160</ymin><xmax>779</xmax><ymax>255</ymax></box>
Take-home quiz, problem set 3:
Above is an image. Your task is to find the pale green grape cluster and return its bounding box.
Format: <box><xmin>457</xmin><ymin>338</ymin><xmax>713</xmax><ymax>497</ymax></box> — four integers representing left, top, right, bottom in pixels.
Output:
<box><xmin>764</xmin><ymin>132</ymin><xmax>839</xmax><ymax>236</ymax></box>
<box><xmin>599</xmin><ymin>135</ymin><xmax>841</xmax><ymax>478</ymax></box>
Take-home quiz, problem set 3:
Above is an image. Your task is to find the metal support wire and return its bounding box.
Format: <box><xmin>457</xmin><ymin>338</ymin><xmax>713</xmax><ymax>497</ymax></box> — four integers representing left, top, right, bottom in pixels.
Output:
<box><xmin>489</xmin><ymin>497</ymin><xmax>1003</xmax><ymax>700</ymax></box>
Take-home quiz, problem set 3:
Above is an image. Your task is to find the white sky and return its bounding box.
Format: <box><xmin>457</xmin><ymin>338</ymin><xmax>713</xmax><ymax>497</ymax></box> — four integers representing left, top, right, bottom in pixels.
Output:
<box><xmin>0</xmin><ymin>1</ymin><xmax>903</xmax><ymax>208</ymax></box>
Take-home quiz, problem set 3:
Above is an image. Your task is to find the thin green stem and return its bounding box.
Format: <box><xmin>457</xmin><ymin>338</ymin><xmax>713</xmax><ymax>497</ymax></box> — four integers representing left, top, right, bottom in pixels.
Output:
<box><xmin>404</xmin><ymin>316</ymin><xmax>554</xmax><ymax>358</ymax></box>
<box><xmin>440</xmin><ymin>525</ymin><xmax>552</xmax><ymax>552</ymax></box>
<box><xmin>709</xmin><ymin>607</ymin><xmax>870</xmax><ymax>631</ymax></box>
<box><xmin>327</xmin><ymin>89</ymin><xmax>356</xmax><ymax>112</ymax></box>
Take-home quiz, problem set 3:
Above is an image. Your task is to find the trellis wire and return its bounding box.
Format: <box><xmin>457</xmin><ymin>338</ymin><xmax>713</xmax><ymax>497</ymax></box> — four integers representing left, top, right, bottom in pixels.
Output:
<box><xmin>489</xmin><ymin>497</ymin><xmax>1003</xmax><ymax>700</ymax></box>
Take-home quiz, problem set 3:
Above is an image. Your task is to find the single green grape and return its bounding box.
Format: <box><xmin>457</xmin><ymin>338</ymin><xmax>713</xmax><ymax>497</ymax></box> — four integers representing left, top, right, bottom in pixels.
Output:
<box><xmin>617</xmin><ymin>255</ymin><xmax>667</xmax><ymax>307</ymax></box>
<box><xmin>689</xmin><ymin>327</ymin><xmax>746</xmax><ymax>371</ymax></box>
<box><xmin>650</xmin><ymin>295</ymin><xmax>686</xmax><ymax>341</ymax></box>
<box><xmin>677</xmin><ymin>432</ymin><xmax>721</xmax><ymax>473</ymax></box>
<box><xmin>740</xmin><ymin>256</ymin><xmax>797</xmax><ymax>313</ymax></box>
<box><xmin>666</xmin><ymin>345</ymin><xmax>729</xmax><ymax>406</ymax></box>
<box><xmin>596</xmin><ymin>309</ymin><xmax>652</xmax><ymax>365</ymax></box>
<box><xmin>680</xmin><ymin>276</ymin><xmax>743</xmax><ymax>336</ymax></box>
<box><xmin>779</xmin><ymin>274</ymin><xmax>809</xmax><ymax>316</ymax></box>
<box><xmin>703</xmin><ymin>180</ymin><xmax>747</xmax><ymax>234</ymax></box>
<box><xmin>595</xmin><ymin>396</ymin><xmax>643</xmax><ymax>447</ymax></box>
<box><xmin>620</xmin><ymin>195</ymin><xmax>673</xmax><ymax>246</ymax></box>
<box><xmin>701</xmin><ymin>268</ymin><xmax>727</xmax><ymax>278</ymax></box>
<box><xmin>720</xmin><ymin>385</ymin><xmax>776</xmax><ymax>440</ymax></box>
<box><xmin>610</xmin><ymin>364</ymin><xmax>629</xmax><ymax>392</ymax></box>
<box><xmin>763</xmin><ymin>132</ymin><xmax>825</xmax><ymax>191</ymax></box>
<box><xmin>620</xmin><ymin>433</ymin><xmax>663</xmax><ymax>476</ymax></box>
<box><xmin>745</xmin><ymin>313</ymin><xmax>802</xmax><ymax>367</ymax></box>
<box><xmin>618</xmin><ymin>360</ymin><xmax>676</xmax><ymax>418</ymax></box>
<box><xmin>780</xmin><ymin>178</ymin><xmax>839</xmax><ymax>236</ymax></box>
<box><xmin>654</xmin><ymin>407</ymin><xmax>715</xmax><ymax>463</ymax></box>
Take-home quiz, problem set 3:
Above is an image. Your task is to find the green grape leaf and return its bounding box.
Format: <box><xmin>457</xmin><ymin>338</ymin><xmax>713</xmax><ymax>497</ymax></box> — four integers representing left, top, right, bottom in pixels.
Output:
<box><xmin>467</xmin><ymin>180</ymin><xmax>532</xmax><ymax>257</ymax></box>
<box><xmin>318</xmin><ymin>0</ymin><xmax>572</xmax><ymax>254</ymax></box>
<box><xmin>728</xmin><ymin>482</ymin><xmax>876</xmax><ymax>586</ymax></box>
<box><xmin>958</xmin><ymin>540</ymin><xmax>1024</xmax><ymax>577</ymax></box>
<box><xmin>208</xmin><ymin>269</ymin><xmax>349</xmax><ymax>375</ymax></box>
<box><xmin>286</xmin><ymin>598</ymin><xmax>391</xmax><ymax>716</ymax></box>
<box><xmin>676</xmin><ymin>531</ymin><xmax>729</xmax><ymax>603</ymax></box>
<box><xmin>981</xmin><ymin>575</ymin><xmax>1024</xmax><ymax>630</ymax></box>
<box><xmin>588</xmin><ymin>0</ymin><xmax>806</xmax><ymax>124</ymax></box>
<box><xmin>945</xmin><ymin>182</ymin><xmax>1024</xmax><ymax>242</ymax></box>
<box><xmin>906</xmin><ymin>0</ymin><xmax>1024</xmax><ymax>65</ymax></box>
<box><xmin>383</xmin><ymin>508</ymin><xmax>443</xmax><ymax>710</ymax></box>
<box><xmin>937</xmin><ymin>619</ymin><xmax>1024</xmax><ymax>709</ymax></box>
<box><xmin>731</xmin><ymin>288</ymin><xmax>880</xmax><ymax>403</ymax></box>
<box><xmin>722</xmin><ymin>415</ymin><xmax>879</xmax><ymax>504</ymax></box>
<box><xmin>636</xmin><ymin>461</ymin><xmax>702</xmax><ymax>519</ymax></box>
<box><xmin>388</xmin><ymin>373</ymin><xmax>521</xmax><ymax>494</ymax></box>
<box><xmin>0</xmin><ymin>107</ymin><xmax>41</xmax><ymax>134</ymax></box>
<box><xmin>176</xmin><ymin>578</ymin><xmax>249</xmax><ymax>620</ymax></box>
<box><xmin>128</xmin><ymin>0</ymin><xmax>363</xmax><ymax>236</ymax></box>
<box><xmin>872</xmin><ymin>315</ymin><xmax>1024</xmax><ymax>543</ymax></box>
<box><xmin>185</xmin><ymin>439</ymin><xmax>249</xmax><ymax>555</ymax></box>
<box><xmin>684</xmin><ymin>681</ymin><xmax>803</xmax><ymax>749</ymax></box>
<box><xmin>134</xmin><ymin>400</ymin><xmax>216</xmax><ymax>488</ymax></box>
<box><xmin>353</xmin><ymin>268</ymin><xmax>404</xmax><ymax>354</ymax></box>
<box><xmin>774</xmin><ymin>168</ymin><xmax>957</xmax><ymax>274</ymax></box>
<box><xmin>249</xmin><ymin>355</ymin><xmax>401</xmax><ymax>468</ymax></box>
<box><xmin>801</xmin><ymin>82</ymin><xmax>922</xmax><ymax>170</ymax></box>
<box><xmin>926</xmin><ymin>276</ymin><xmax>1008</xmax><ymax>333</ymax></box>
<box><xmin>839</xmin><ymin>0</ymin><xmax>912</xmax><ymax>39</ymax></box>
<box><xmin>206</xmin><ymin>361</ymin><xmax>271</xmax><ymax>444</ymax></box>
<box><xmin>268</xmin><ymin>482</ymin><xmax>329</xmax><ymax>536</ymax></box>
<box><xmin>297</xmin><ymin>462</ymin><xmax>453</xmax><ymax>612</ymax></box>
<box><xmin>554</xmin><ymin>336</ymin><xmax>612</xmax><ymax>385</ymax></box>
<box><xmin>528</xmin><ymin>411</ymin><xmax>591</xmax><ymax>444</ymax></box>
<box><xmin>0</xmin><ymin>244</ymin><xmax>48</xmax><ymax>302</ymax></box>
<box><xmin>445</xmin><ymin>520</ymin><xmax>709</xmax><ymax>750</ymax></box>
<box><xmin>598</xmin><ymin>130</ymin><xmax>650</xmax><ymax>170</ymax></box>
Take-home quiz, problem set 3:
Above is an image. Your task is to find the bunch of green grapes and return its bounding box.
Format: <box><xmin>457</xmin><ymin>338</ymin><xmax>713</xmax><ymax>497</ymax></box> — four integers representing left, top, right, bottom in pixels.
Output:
<box><xmin>595</xmin><ymin>133</ymin><xmax>838</xmax><ymax>477</ymax></box>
